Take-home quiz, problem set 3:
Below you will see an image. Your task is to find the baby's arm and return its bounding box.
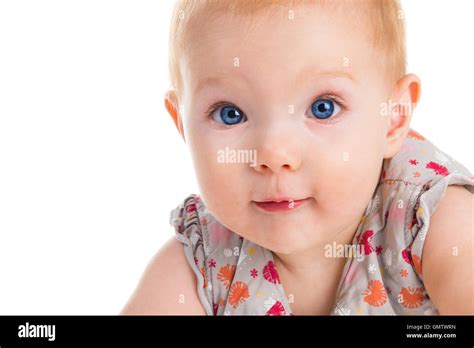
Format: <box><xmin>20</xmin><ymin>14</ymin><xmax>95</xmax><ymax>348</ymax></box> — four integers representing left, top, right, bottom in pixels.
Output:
<box><xmin>422</xmin><ymin>185</ymin><xmax>473</xmax><ymax>314</ymax></box>
<box><xmin>120</xmin><ymin>236</ymin><xmax>207</xmax><ymax>315</ymax></box>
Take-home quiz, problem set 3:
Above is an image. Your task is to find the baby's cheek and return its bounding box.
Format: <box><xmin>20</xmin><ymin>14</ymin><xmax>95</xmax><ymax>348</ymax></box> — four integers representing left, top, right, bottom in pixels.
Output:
<box><xmin>195</xmin><ymin>159</ymin><xmax>247</xmax><ymax>209</ymax></box>
<box><xmin>317</xmin><ymin>148</ymin><xmax>381</xmax><ymax>214</ymax></box>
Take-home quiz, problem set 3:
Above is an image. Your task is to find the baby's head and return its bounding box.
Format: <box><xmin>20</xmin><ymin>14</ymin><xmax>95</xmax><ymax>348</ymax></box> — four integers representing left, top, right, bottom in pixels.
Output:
<box><xmin>165</xmin><ymin>0</ymin><xmax>421</xmax><ymax>255</ymax></box>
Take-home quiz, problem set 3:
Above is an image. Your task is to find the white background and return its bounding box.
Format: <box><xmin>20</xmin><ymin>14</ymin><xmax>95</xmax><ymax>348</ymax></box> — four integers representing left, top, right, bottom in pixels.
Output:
<box><xmin>0</xmin><ymin>0</ymin><xmax>472</xmax><ymax>314</ymax></box>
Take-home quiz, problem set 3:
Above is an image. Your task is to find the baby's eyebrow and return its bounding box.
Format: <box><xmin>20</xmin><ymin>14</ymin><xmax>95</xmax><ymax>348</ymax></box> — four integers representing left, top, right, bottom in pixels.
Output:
<box><xmin>193</xmin><ymin>75</ymin><xmax>242</xmax><ymax>96</ymax></box>
<box><xmin>296</xmin><ymin>67</ymin><xmax>358</xmax><ymax>86</ymax></box>
<box><xmin>193</xmin><ymin>67</ymin><xmax>356</xmax><ymax>95</ymax></box>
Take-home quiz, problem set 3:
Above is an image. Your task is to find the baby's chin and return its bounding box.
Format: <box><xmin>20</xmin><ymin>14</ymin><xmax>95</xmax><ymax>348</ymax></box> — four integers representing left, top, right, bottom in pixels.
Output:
<box><xmin>232</xmin><ymin>215</ymin><xmax>326</xmax><ymax>255</ymax></box>
<box><xmin>243</xmin><ymin>226</ymin><xmax>320</xmax><ymax>255</ymax></box>
<box><xmin>205</xmin><ymin>197</ymin><xmax>331</xmax><ymax>252</ymax></box>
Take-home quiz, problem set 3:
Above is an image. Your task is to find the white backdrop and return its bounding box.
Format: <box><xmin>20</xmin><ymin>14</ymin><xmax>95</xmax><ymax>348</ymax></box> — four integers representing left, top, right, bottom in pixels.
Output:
<box><xmin>0</xmin><ymin>0</ymin><xmax>472</xmax><ymax>314</ymax></box>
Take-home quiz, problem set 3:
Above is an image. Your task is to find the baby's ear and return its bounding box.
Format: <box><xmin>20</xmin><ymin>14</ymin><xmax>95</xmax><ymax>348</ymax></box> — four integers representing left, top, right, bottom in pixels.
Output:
<box><xmin>383</xmin><ymin>73</ymin><xmax>421</xmax><ymax>159</ymax></box>
<box><xmin>164</xmin><ymin>89</ymin><xmax>185</xmax><ymax>142</ymax></box>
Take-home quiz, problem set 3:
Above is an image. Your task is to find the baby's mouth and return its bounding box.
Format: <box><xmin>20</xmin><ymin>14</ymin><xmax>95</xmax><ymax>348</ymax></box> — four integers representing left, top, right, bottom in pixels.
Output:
<box><xmin>252</xmin><ymin>197</ymin><xmax>311</xmax><ymax>213</ymax></box>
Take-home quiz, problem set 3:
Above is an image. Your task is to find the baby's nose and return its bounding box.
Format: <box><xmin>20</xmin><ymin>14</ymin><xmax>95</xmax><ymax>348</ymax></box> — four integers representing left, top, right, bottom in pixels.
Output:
<box><xmin>252</xmin><ymin>125</ymin><xmax>303</xmax><ymax>175</ymax></box>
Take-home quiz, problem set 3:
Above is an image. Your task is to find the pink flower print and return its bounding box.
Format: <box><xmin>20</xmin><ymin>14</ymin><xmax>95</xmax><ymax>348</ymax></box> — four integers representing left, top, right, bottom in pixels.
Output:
<box><xmin>426</xmin><ymin>161</ymin><xmax>449</xmax><ymax>176</ymax></box>
<box><xmin>186</xmin><ymin>203</ymin><xmax>196</xmax><ymax>214</ymax></box>
<box><xmin>263</xmin><ymin>261</ymin><xmax>281</xmax><ymax>284</ymax></box>
<box><xmin>208</xmin><ymin>259</ymin><xmax>216</xmax><ymax>268</ymax></box>
<box><xmin>250</xmin><ymin>268</ymin><xmax>258</xmax><ymax>278</ymax></box>
<box><xmin>359</xmin><ymin>230</ymin><xmax>374</xmax><ymax>255</ymax></box>
<box><xmin>265</xmin><ymin>300</ymin><xmax>286</xmax><ymax>316</ymax></box>
<box><xmin>409</xmin><ymin>159</ymin><xmax>418</xmax><ymax>166</ymax></box>
<box><xmin>375</xmin><ymin>245</ymin><xmax>383</xmax><ymax>255</ymax></box>
<box><xmin>402</xmin><ymin>247</ymin><xmax>413</xmax><ymax>265</ymax></box>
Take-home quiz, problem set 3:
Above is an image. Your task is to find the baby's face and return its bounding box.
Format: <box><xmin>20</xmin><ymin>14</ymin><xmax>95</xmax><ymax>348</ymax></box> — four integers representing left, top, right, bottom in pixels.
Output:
<box><xmin>179</xmin><ymin>4</ymin><xmax>393</xmax><ymax>254</ymax></box>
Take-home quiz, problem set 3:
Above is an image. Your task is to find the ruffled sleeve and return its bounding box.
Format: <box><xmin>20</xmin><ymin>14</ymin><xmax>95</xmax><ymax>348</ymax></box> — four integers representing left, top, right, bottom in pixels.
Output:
<box><xmin>409</xmin><ymin>170</ymin><xmax>474</xmax><ymax>280</ymax></box>
<box><xmin>169</xmin><ymin>194</ymin><xmax>214</xmax><ymax>315</ymax></box>
<box><xmin>394</xmin><ymin>130</ymin><xmax>474</xmax><ymax>281</ymax></box>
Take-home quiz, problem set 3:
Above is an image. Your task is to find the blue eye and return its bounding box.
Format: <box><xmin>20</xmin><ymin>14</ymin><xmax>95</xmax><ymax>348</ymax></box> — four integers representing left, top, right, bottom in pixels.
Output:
<box><xmin>309</xmin><ymin>98</ymin><xmax>341</xmax><ymax>120</ymax></box>
<box><xmin>211</xmin><ymin>105</ymin><xmax>247</xmax><ymax>125</ymax></box>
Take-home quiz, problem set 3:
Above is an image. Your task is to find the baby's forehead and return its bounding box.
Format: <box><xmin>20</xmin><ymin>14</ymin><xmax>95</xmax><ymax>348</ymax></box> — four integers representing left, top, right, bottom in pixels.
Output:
<box><xmin>182</xmin><ymin>7</ymin><xmax>380</xmax><ymax>96</ymax></box>
<box><xmin>170</xmin><ymin>1</ymin><xmax>405</xmax><ymax>96</ymax></box>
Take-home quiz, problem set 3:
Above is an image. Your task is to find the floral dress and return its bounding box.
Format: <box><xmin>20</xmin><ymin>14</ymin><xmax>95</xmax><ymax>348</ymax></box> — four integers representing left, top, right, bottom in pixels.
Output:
<box><xmin>169</xmin><ymin>129</ymin><xmax>474</xmax><ymax>315</ymax></box>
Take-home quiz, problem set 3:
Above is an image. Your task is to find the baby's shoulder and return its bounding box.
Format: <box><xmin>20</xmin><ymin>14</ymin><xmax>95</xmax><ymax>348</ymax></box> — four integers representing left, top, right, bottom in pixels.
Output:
<box><xmin>421</xmin><ymin>184</ymin><xmax>473</xmax><ymax>314</ymax></box>
<box><xmin>120</xmin><ymin>236</ymin><xmax>207</xmax><ymax>315</ymax></box>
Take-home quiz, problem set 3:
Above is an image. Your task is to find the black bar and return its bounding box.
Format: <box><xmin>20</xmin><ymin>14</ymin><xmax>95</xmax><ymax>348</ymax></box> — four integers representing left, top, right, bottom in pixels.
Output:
<box><xmin>0</xmin><ymin>315</ymin><xmax>472</xmax><ymax>346</ymax></box>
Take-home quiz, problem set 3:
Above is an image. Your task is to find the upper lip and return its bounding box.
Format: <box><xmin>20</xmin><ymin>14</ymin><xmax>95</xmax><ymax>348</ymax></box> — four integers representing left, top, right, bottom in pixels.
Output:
<box><xmin>254</xmin><ymin>197</ymin><xmax>309</xmax><ymax>203</ymax></box>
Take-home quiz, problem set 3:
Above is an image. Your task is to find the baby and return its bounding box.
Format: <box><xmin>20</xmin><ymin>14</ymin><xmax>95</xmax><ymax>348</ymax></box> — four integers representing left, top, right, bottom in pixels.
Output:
<box><xmin>121</xmin><ymin>0</ymin><xmax>474</xmax><ymax>315</ymax></box>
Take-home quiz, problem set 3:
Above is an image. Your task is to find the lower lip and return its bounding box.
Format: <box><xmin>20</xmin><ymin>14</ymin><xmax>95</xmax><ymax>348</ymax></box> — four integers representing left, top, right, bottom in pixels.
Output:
<box><xmin>253</xmin><ymin>198</ymin><xmax>311</xmax><ymax>212</ymax></box>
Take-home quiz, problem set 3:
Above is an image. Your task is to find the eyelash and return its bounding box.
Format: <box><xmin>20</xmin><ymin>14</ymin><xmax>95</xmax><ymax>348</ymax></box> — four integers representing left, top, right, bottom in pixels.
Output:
<box><xmin>205</xmin><ymin>92</ymin><xmax>348</xmax><ymax>125</ymax></box>
<box><xmin>205</xmin><ymin>101</ymin><xmax>238</xmax><ymax>121</ymax></box>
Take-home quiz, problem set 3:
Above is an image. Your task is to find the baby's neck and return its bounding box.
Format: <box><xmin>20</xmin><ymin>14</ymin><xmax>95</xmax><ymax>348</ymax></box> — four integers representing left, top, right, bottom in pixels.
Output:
<box><xmin>272</xmin><ymin>215</ymin><xmax>361</xmax><ymax>278</ymax></box>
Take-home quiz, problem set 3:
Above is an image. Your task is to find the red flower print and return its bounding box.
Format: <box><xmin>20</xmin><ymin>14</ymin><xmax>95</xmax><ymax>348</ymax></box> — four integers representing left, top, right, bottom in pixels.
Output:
<box><xmin>400</xmin><ymin>269</ymin><xmax>408</xmax><ymax>277</ymax></box>
<box><xmin>265</xmin><ymin>300</ymin><xmax>286</xmax><ymax>316</ymax></box>
<box><xmin>402</xmin><ymin>247</ymin><xmax>413</xmax><ymax>264</ymax></box>
<box><xmin>213</xmin><ymin>303</ymin><xmax>219</xmax><ymax>316</ymax></box>
<box><xmin>186</xmin><ymin>204</ymin><xmax>197</xmax><ymax>213</ymax></box>
<box><xmin>409</xmin><ymin>159</ymin><xmax>418</xmax><ymax>166</ymax></box>
<box><xmin>359</xmin><ymin>230</ymin><xmax>374</xmax><ymax>255</ymax></box>
<box><xmin>375</xmin><ymin>245</ymin><xmax>383</xmax><ymax>255</ymax></box>
<box><xmin>426</xmin><ymin>161</ymin><xmax>449</xmax><ymax>176</ymax></box>
<box><xmin>208</xmin><ymin>259</ymin><xmax>216</xmax><ymax>268</ymax></box>
<box><xmin>263</xmin><ymin>261</ymin><xmax>281</xmax><ymax>284</ymax></box>
<box><xmin>250</xmin><ymin>268</ymin><xmax>258</xmax><ymax>278</ymax></box>
<box><xmin>194</xmin><ymin>256</ymin><xmax>198</xmax><ymax>266</ymax></box>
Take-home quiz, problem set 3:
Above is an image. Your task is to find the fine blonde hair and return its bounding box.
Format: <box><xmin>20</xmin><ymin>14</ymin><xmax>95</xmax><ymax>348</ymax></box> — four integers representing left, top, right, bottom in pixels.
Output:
<box><xmin>168</xmin><ymin>0</ymin><xmax>406</xmax><ymax>98</ymax></box>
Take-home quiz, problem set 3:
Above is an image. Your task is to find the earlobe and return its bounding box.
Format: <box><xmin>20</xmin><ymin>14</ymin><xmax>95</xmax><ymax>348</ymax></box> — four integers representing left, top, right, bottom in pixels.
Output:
<box><xmin>164</xmin><ymin>90</ymin><xmax>186</xmax><ymax>142</ymax></box>
<box><xmin>383</xmin><ymin>74</ymin><xmax>422</xmax><ymax>159</ymax></box>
